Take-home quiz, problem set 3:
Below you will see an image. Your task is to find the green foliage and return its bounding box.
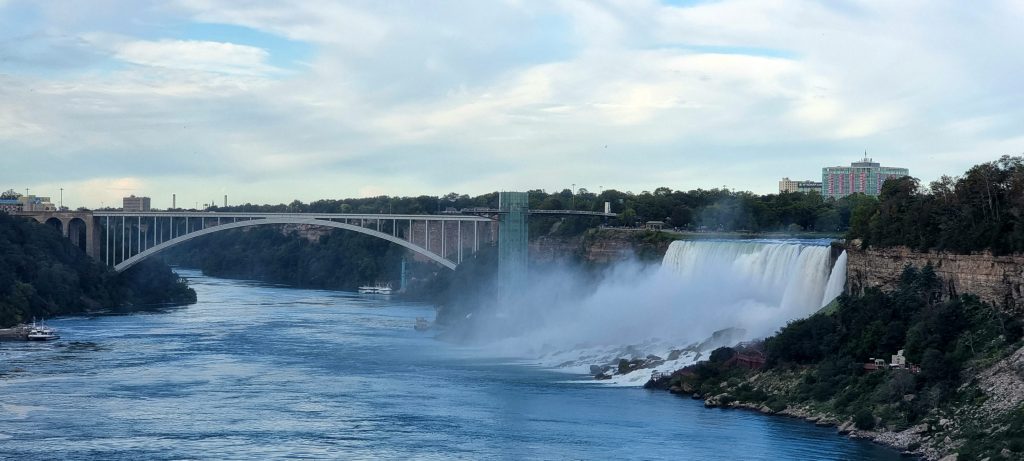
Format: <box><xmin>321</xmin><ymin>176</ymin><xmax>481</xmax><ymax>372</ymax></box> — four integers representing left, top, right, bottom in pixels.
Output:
<box><xmin>164</xmin><ymin>225</ymin><xmax>416</xmax><ymax>291</ymax></box>
<box><xmin>848</xmin><ymin>155</ymin><xmax>1024</xmax><ymax>254</ymax></box>
<box><xmin>958</xmin><ymin>405</ymin><xmax>1024</xmax><ymax>459</ymax></box>
<box><xmin>709</xmin><ymin>346</ymin><xmax>736</xmax><ymax>364</ymax></box>
<box><xmin>854</xmin><ymin>409</ymin><xmax>876</xmax><ymax>430</ymax></box>
<box><xmin>0</xmin><ymin>212</ymin><xmax>195</xmax><ymax>327</ymax></box>
<box><xmin>757</xmin><ymin>263</ymin><xmax>1021</xmax><ymax>430</ymax></box>
<box><xmin>209</xmin><ymin>187</ymin><xmax>856</xmax><ymax>238</ymax></box>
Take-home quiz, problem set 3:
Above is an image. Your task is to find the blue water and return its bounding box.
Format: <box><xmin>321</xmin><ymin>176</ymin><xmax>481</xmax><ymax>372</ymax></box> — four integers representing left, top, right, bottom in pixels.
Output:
<box><xmin>0</xmin><ymin>271</ymin><xmax>902</xmax><ymax>460</ymax></box>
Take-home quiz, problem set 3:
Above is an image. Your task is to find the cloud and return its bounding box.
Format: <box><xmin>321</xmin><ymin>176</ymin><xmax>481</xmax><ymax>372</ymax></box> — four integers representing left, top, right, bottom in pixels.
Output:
<box><xmin>113</xmin><ymin>39</ymin><xmax>276</xmax><ymax>76</ymax></box>
<box><xmin>177</xmin><ymin>0</ymin><xmax>389</xmax><ymax>51</ymax></box>
<box><xmin>0</xmin><ymin>0</ymin><xmax>1022</xmax><ymax>209</ymax></box>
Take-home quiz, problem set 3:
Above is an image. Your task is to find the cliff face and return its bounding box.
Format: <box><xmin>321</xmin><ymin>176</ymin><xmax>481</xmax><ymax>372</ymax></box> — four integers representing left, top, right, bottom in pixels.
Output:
<box><xmin>846</xmin><ymin>243</ymin><xmax>1024</xmax><ymax>312</ymax></box>
<box><xmin>530</xmin><ymin>230</ymin><xmax>674</xmax><ymax>266</ymax></box>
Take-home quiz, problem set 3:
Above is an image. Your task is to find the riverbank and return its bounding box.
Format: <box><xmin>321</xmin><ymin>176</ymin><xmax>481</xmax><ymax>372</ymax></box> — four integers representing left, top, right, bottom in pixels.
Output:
<box><xmin>646</xmin><ymin>368</ymin><xmax>932</xmax><ymax>458</ymax></box>
<box><xmin>0</xmin><ymin>212</ymin><xmax>197</xmax><ymax>328</ymax></box>
<box><xmin>0</xmin><ymin>325</ymin><xmax>29</xmax><ymax>341</ymax></box>
<box><xmin>641</xmin><ymin>263</ymin><xmax>1024</xmax><ymax>460</ymax></box>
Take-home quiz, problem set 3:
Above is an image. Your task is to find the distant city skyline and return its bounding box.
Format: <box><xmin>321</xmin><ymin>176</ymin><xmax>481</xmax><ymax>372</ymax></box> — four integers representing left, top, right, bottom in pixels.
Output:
<box><xmin>1</xmin><ymin>1</ymin><xmax>1021</xmax><ymax>210</ymax></box>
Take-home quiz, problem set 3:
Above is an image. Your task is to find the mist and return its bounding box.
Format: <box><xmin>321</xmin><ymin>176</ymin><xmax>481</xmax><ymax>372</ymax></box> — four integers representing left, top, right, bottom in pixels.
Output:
<box><xmin>453</xmin><ymin>239</ymin><xmax>846</xmax><ymax>383</ymax></box>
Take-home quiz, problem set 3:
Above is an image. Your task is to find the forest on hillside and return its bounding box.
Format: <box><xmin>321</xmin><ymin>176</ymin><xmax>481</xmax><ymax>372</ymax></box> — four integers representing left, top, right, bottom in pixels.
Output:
<box><xmin>0</xmin><ymin>212</ymin><xmax>196</xmax><ymax>327</ymax></box>
<box><xmin>162</xmin><ymin>225</ymin><xmax>445</xmax><ymax>292</ymax></box>
<box><xmin>846</xmin><ymin>155</ymin><xmax>1024</xmax><ymax>254</ymax></box>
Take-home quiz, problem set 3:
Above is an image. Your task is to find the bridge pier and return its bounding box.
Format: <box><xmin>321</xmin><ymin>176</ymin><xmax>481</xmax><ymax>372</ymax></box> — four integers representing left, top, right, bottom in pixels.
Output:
<box><xmin>17</xmin><ymin>211</ymin><xmax>99</xmax><ymax>259</ymax></box>
<box><xmin>498</xmin><ymin>191</ymin><xmax>529</xmax><ymax>301</ymax></box>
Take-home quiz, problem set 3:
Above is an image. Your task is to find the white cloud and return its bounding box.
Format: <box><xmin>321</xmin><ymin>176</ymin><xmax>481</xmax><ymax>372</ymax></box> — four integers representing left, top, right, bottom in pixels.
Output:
<box><xmin>113</xmin><ymin>39</ymin><xmax>275</xmax><ymax>76</ymax></box>
<box><xmin>1</xmin><ymin>0</ymin><xmax>1023</xmax><ymax>207</ymax></box>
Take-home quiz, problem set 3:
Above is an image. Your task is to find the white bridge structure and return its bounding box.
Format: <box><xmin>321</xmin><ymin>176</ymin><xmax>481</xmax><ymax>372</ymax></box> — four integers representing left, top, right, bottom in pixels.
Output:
<box><xmin>17</xmin><ymin>194</ymin><xmax>615</xmax><ymax>276</ymax></box>
<box><xmin>19</xmin><ymin>211</ymin><xmax>497</xmax><ymax>272</ymax></box>
<box><xmin>96</xmin><ymin>212</ymin><xmax>498</xmax><ymax>272</ymax></box>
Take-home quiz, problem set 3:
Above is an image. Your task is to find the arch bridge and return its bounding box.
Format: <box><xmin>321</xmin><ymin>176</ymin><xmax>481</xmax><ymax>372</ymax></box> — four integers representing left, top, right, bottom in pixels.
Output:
<box><xmin>16</xmin><ymin>193</ymin><xmax>616</xmax><ymax>283</ymax></box>
<box><xmin>20</xmin><ymin>211</ymin><xmax>498</xmax><ymax>272</ymax></box>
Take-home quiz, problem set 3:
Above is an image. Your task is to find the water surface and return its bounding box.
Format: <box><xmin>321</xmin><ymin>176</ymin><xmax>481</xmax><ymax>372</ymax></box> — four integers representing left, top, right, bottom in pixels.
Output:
<box><xmin>0</xmin><ymin>271</ymin><xmax>902</xmax><ymax>460</ymax></box>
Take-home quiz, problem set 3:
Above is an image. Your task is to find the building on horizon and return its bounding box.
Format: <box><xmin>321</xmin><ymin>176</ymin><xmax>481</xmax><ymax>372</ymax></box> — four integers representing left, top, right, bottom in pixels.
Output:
<box><xmin>0</xmin><ymin>198</ymin><xmax>21</xmax><ymax>213</ymax></box>
<box><xmin>18</xmin><ymin>195</ymin><xmax>56</xmax><ymax>212</ymax></box>
<box><xmin>123</xmin><ymin>195</ymin><xmax>151</xmax><ymax>212</ymax></box>
<box><xmin>778</xmin><ymin>178</ymin><xmax>823</xmax><ymax>194</ymax></box>
<box><xmin>0</xmin><ymin>189</ymin><xmax>22</xmax><ymax>213</ymax></box>
<box><xmin>821</xmin><ymin>156</ymin><xmax>909</xmax><ymax>199</ymax></box>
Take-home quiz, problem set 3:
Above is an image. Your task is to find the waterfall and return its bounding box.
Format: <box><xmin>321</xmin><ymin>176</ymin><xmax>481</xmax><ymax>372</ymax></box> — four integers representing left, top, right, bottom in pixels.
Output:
<box><xmin>658</xmin><ymin>240</ymin><xmax>846</xmax><ymax>336</ymax></box>
<box><xmin>821</xmin><ymin>251</ymin><xmax>848</xmax><ymax>307</ymax></box>
<box><xmin>476</xmin><ymin>239</ymin><xmax>849</xmax><ymax>384</ymax></box>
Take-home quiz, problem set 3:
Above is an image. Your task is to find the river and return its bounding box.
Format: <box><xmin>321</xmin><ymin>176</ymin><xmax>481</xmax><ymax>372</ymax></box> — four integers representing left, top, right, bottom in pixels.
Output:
<box><xmin>0</xmin><ymin>270</ymin><xmax>902</xmax><ymax>460</ymax></box>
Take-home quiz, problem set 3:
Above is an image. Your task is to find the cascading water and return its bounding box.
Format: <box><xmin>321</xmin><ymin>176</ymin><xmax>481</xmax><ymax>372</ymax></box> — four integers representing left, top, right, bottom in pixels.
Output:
<box><xmin>821</xmin><ymin>250</ymin><xmax>848</xmax><ymax>307</ymax></box>
<box><xmin>476</xmin><ymin>239</ymin><xmax>848</xmax><ymax>385</ymax></box>
<box><xmin>660</xmin><ymin>240</ymin><xmax>846</xmax><ymax>321</ymax></box>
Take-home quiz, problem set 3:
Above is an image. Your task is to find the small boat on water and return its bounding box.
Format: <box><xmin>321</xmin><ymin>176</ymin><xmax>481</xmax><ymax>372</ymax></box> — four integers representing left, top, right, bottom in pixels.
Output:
<box><xmin>27</xmin><ymin>319</ymin><xmax>60</xmax><ymax>341</ymax></box>
<box><xmin>414</xmin><ymin>318</ymin><xmax>430</xmax><ymax>331</ymax></box>
<box><xmin>358</xmin><ymin>284</ymin><xmax>394</xmax><ymax>295</ymax></box>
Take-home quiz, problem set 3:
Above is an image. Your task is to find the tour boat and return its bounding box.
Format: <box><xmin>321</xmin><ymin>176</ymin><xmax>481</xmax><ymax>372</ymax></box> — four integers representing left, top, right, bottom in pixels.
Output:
<box><xmin>27</xmin><ymin>319</ymin><xmax>60</xmax><ymax>341</ymax></box>
<box><xmin>358</xmin><ymin>284</ymin><xmax>393</xmax><ymax>295</ymax></box>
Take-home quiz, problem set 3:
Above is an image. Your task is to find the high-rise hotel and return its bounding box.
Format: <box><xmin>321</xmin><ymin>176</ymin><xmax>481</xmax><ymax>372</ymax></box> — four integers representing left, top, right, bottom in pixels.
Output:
<box><xmin>821</xmin><ymin>156</ymin><xmax>909</xmax><ymax>199</ymax></box>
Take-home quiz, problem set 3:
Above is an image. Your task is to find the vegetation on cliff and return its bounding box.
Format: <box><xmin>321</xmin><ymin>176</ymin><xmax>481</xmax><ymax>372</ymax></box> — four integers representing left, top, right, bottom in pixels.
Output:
<box><xmin>657</xmin><ymin>266</ymin><xmax>1024</xmax><ymax>459</ymax></box>
<box><xmin>0</xmin><ymin>212</ymin><xmax>196</xmax><ymax>328</ymax></box>
<box><xmin>847</xmin><ymin>155</ymin><xmax>1024</xmax><ymax>254</ymax></box>
<box><xmin>162</xmin><ymin>225</ymin><xmax>444</xmax><ymax>292</ymax></box>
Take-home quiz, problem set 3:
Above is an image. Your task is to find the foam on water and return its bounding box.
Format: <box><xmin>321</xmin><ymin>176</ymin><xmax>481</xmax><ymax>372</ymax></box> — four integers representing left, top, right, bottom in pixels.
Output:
<box><xmin>485</xmin><ymin>239</ymin><xmax>847</xmax><ymax>383</ymax></box>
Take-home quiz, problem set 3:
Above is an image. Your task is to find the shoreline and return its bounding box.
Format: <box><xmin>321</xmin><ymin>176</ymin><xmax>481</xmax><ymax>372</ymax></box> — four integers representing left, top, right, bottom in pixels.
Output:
<box><xmin>0</xmin><ymin>326</ymin><xmax>30</xmax><ymax>341</ymax></box>
<box><xmin>643</xmin><ymin>377</ymin><xmax>940</xmax><ymax>460</ymax></box>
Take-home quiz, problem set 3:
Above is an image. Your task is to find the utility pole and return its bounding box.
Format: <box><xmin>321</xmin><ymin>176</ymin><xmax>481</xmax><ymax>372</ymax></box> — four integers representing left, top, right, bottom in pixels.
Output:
<box><xmin>571</xmin><ymin>183</ymin><xmax>575</xmax><ymax>209</ymax></box>
<box><xmin>59</xmin><ymin>188</ymin><xmax>63</xmax><ymax>210</ymax></box>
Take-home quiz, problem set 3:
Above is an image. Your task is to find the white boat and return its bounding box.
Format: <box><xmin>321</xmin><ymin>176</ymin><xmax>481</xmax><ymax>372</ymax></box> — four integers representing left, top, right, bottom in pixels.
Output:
<box><xmin>27</xmin><ymin>319</ymin><xmax>59</xmax><ymax>341</ymax></box>
<box><xmin>358</xmin><ymin>283</ymin><xmax>393</xmax><ymax>295</ymax></box>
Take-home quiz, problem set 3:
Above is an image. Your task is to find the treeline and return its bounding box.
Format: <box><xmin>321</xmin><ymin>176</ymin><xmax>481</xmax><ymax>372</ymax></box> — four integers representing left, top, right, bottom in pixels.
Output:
<box><xmin>162</xmin><ymin>225</ymin><xmax>443</xmax><ymax>292</ymax></box>
<box><xmin>848</xmin><ymin>155</ymin><xmax>1024</xmax><ymax>254</ymax></box>
<box><xmin>208</xmin><ymin>187</ymin><xmax>866</xmax><ymax>237</ymax></box>
<box><xmin>0</xmin><ymin>212</ymin><xmax>196</xmax><ymax>327</ymax></box>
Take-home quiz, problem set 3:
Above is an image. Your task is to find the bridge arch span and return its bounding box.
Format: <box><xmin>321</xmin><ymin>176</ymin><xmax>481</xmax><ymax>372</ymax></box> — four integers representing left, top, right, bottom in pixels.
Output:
<box><xmin>115</xmin><ymin>217</ymin><xmax>457</xmax><ymax>273</ymax></box>
<box><xmin>45</xmin><ymin>217</ymin><xmax>64</xmax><ymax>235</ymax></box>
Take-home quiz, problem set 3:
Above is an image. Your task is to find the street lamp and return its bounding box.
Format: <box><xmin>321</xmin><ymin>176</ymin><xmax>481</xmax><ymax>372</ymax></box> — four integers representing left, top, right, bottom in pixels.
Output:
<box><xmin>59</xmin><ymin>188</ymin><xmax>63</xmax><ymax>210</ymax></box>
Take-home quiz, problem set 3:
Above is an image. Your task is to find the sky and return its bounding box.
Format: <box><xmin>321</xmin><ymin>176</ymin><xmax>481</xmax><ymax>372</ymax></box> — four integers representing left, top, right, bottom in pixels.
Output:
<box><xmin>0</xmin><ymin>0</ymin><xmax>1022</xmax><ymax>209</ymax></box>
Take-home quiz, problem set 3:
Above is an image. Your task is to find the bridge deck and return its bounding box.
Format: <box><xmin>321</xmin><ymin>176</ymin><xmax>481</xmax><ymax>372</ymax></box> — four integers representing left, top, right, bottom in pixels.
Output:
<box><xmin>92</xmin><ymin>211</ymin><xmax>496</xmax><ymax>221</ymax></box>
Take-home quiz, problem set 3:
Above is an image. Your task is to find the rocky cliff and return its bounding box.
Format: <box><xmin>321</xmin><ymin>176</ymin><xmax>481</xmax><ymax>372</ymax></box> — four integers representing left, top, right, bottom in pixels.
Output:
<box><xmin>846</xmin><ymin>242</ymin><xmax>1024</xmax><ymax>312</ymax></box>
<box><xmin>530</xmin><ymin>229</ymin><xmax>675</xmax><ymax>266</ymax></box>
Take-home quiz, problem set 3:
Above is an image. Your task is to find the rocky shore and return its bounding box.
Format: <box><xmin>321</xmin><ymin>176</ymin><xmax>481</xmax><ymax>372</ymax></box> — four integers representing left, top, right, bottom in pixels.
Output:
<box><xmin>643</xmin><ymin>342</ymin><xmax>1024</xmax><ymax>461</ymax></box>
<box><xmin>0</xmin><ymin>325</ymin><xmax>30</xmax><ymax>341</ymax></box>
